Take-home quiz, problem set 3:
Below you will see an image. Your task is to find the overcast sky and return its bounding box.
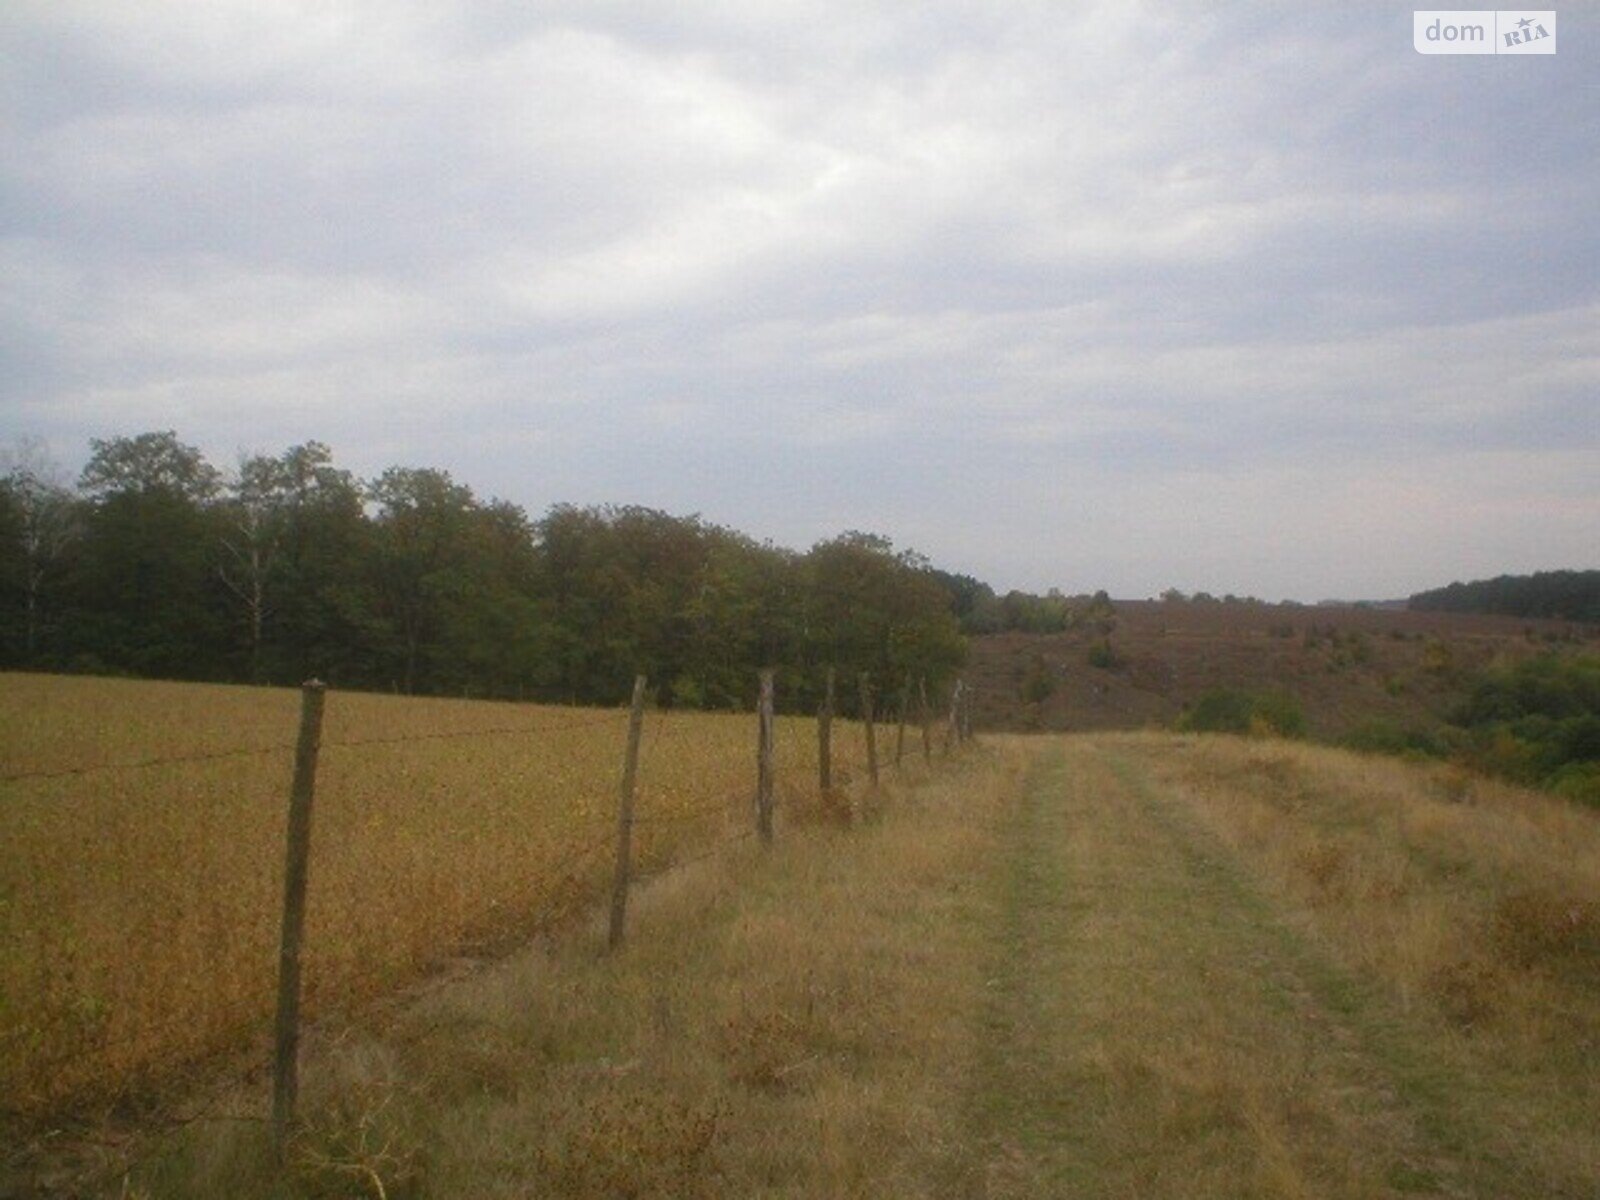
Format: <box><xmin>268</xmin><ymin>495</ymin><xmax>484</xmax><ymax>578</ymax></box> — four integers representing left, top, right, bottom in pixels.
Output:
<box><xmin>2</xmin><ymin>2</ymin><xmax>1595</xmax><ymax>601</ymax></box>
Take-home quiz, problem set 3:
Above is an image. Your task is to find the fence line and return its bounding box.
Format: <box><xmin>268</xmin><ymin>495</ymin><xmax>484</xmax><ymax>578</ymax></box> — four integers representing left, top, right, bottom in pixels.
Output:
<box><xmin>0</xmin><ymin>709</ymin><xmax>633</xmax><ymax>788</ymax></box>
<box><xmin>2</xmin><ymin>668</ymin><xmax>975</xmax><ymax>1144</ymax></box>
<box><xmin>0</xmin><ymin>744</ymin><xmax>293</xmax><ymax>785</ymax></box>
<box><xmin>2</xmin><ymin>815</ymin><xmax>630</xmax><ymax>1085</ymax></box>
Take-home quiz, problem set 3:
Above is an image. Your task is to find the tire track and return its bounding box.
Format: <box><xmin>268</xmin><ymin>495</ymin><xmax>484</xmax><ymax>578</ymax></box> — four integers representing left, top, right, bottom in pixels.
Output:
<box><xmin>961</xmin><ymin>739</ymin><xmax>1560</xmax><ymax>1198</ymax></box>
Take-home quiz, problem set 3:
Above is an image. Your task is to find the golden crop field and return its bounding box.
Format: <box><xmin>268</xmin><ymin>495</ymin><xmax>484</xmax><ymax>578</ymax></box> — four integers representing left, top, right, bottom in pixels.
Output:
<box><xmin>0</xmin><ymin>672</ymin><xmax>881</xmax><ymax>1114</ymax></box>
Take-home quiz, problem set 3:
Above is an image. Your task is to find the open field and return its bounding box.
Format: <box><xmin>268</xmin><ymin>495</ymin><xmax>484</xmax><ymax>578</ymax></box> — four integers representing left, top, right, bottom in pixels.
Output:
<box><xmin>12</xmin><ymin>727</ymin><xmax>1597</xmax><ymax>1197</ymax></box>
<box><xmin>0</xmin><ymin>673</ymin><xmax>878</xmax><ymax>1117</ymax></box>
<box><xmin>971</xmin><ymin>599</ymin><xmax>1599</xmax><ymax>736</ymax></box>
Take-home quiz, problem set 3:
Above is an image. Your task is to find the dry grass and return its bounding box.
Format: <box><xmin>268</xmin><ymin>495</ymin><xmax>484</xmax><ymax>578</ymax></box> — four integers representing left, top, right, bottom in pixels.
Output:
<box><xmin>0</xmin><ymin>672</ymin><xmax>877</xmax><ymax>1116</ymax></box>
<box><xmin>1125</xmin><ymin>732</ymin><xmax>1600</xmax><ymax>1191</ymax></box>
<box><xmin>116</xmin><ymin>745</ymin><xmax>1013</xmax><ymax>1198</ymax></box>
<box><xmin>16</xmin><ymin>707</ymin><xmax>1598</xmax><ymax>1196</ymax></box>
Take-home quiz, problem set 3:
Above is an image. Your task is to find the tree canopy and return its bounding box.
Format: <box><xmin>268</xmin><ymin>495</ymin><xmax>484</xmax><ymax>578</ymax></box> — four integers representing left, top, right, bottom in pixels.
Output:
<box><xmin>1410</xmin><ymin>571</ymin><xmax>1600</xmax><ymax>623</ymax></box>
<box><xmin>0</xmin><ymin>432</ymin><xmax>974</xmax><ymax>710</ymax></box>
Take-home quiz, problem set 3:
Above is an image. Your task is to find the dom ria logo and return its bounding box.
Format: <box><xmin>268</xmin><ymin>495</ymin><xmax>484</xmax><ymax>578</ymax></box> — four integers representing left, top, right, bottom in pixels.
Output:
<box><xmin>1414</xmin><ymin>10</ymin><xmax>1556</xmax><ymax>53</ymax></box>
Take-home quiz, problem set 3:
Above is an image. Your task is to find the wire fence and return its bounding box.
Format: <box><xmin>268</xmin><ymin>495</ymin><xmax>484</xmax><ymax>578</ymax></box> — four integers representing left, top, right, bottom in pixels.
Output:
<box><xmin>0</xmin><ymin>671</ymin><xmax>974</xmax><ymax>1141</ymax></box>
<box><xmin>0</xmin><ymin>708</ymin><xmax>632</xmax><ymax>787</ymax></box>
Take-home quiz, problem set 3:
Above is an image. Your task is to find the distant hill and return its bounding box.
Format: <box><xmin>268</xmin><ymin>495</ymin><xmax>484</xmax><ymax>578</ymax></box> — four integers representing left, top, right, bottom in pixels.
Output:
<box><xmin>1409</xmin><ymin>571</ymin><xmax>1600</xmax><ymax>623</ymax></box>
<box><xmin>967</xmin><ymin>599</ymin><xmax>1597</xmax><ymax>738</ymax></box>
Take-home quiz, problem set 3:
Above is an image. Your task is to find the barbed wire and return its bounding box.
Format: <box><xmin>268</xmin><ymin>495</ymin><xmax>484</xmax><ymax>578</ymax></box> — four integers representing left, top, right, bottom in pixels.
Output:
<box><xmin>4</xmin><ymin>815</ymin><xmax>630</xmax><ymax>1104</ymax></box>
<box><xmin>0</xmin><ymin>743</ymin><xmax>292</xmax><ymax>785</ymax></box>
<box><xmin>0</xmin><ymin>709</ymin><xmax>631</xmax><ymax>786</ymax></box>
<box><xmin>4</xmin><ymin>677</ymin><xmax>965</xmax><ymax>1140</ymax></box>
<box><xmin>632</xmin><ymin>826</ymin><xmax>759</xmax><ymax>884</ymax></box>
<box><xmin>319</xmin><ymin>708</ymin><xmax>626</xmax><ymax>753</ymax></box>
<box><xmin>631</xmin><ymin>792</ymin><xmax>743</xmax><ymax>827</ymax></box>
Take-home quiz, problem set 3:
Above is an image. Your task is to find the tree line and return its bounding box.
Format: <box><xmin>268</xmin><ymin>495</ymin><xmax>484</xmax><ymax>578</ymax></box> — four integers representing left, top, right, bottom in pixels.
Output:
<box><xmin>0</xmin><ymin>432</ymin><xmax>969</xmax><ymax>713</ymax></box>
<box><xmin>1410</xmin><ymin>571</ymin><xmax>1600</xmax><ymax>624</ymax></box>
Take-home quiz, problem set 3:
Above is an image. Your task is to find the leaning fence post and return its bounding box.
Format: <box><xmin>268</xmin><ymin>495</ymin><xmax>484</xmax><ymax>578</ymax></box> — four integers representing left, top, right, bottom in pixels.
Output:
<box><xmin>272</xmin><ymin>679</ymin><xmax>327</xmax><ymax>1158</ymax></box>
<box><xmin>894</xmin><ymin>677</ymin><xmax>909</xmax><ymax>767</ymax></box>
<box><xmin>859</xmin><ymin>673</ymin><xmax>879</xmax><ymax>787</ymax></box>
<box><xmin>757</xmin><ymin>669</ymin><xmax>775</xmax><ymax>846</ymax></box>
<box><xmin>919</xmin><ymin>676</ymin><xmax>932</xmax><ymax>764</ymax></box>
<box><xmin>608</xmin><ymin>675</ymin><xmax>649</xmax><ymax>951</ymax></box>
<box><xmin>818</xmin><ymin>666</ymin><xmax>835</xmax><ymax>797</ymax></box>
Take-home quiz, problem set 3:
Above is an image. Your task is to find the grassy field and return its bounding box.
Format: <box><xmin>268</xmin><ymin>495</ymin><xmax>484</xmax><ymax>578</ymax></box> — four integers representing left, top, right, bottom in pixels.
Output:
<box><xmin>0</xmin><ymin>673</ymin><xmax>877</xmax><ymax>1117</ymax></box>
<box><xmin>8</xmin><ymin>678</ymin><xmax>1599</xmax><ymax>1197</ymax></box>
<box><xmin>56</xmin><ymin>730</ymin><xmax>1593</xmax><ymax>1199</ymax></box>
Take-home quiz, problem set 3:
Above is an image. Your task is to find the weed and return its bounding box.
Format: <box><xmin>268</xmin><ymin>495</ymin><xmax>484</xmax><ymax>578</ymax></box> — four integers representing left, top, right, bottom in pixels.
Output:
<box><xmin>1491</xmin><ymin>890</ymin><xmax>1598</xmax><ymax>970</ymax></box>
<box><xmin>1425</xmin><ymin>956</ymin><xmax>1501</xmax><ymax>1029</ymax></box>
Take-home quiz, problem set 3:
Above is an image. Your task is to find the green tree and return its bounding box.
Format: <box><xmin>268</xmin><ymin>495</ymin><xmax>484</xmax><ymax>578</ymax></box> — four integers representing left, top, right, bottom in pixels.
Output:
<box><xmin>0</xmin><ymin>442</ymin><xmax>82</xmax><ymax>665</ymax></box>
<box><xmin>804</xmin><ymin>532</ymin><xmax>964</xmax><ymax>711</ymax></box>
<box><xmin>217</xmin><ymin>442</ymin><xmax>371</xmax><ymax>685</ymax></box>
<box><xmin>366</xmin><ymin>466</ymin><xmax>480</xmax><ymax>694</ymax></box>
<box><xmin>69</xmin><ymin>432</ymin><xmax>228</xmax><ymax>677</ymax></box>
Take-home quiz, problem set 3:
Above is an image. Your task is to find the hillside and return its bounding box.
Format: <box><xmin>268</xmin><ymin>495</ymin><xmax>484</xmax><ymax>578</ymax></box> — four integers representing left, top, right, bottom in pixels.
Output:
<box><xmin>967</xmin><ymin>600</ymin><xmax>1598</xmax><ymax>737</ymax></box>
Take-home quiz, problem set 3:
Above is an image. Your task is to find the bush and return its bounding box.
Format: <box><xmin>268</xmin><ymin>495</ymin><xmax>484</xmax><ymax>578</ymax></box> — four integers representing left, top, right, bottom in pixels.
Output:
<box><xmin>1450</xmin><ymin>654</ymin><xmax>1600</xmax><ymax>800</ymax></box>
<box><xmin>1548</xmin><ymin>762</ymin><xmax>1600</xmax><ymax>809</ymax></box>
<box><xmin>1020</xmin><ymin>656</ymin><xmax>1055</xmax><ymax>704</ymax></box>
<box><xmin>1420</xmin><ymin>638</ymin><xmax>1455</xmax><ymax>674</ymax></box>
<box><xmin>1179</xmin><ymin>688</ymin><xmax>1305</xmax><ymax>739</ymax></box>
<box><xmin>1086</xmin><ymin>639</ymin><xmax>1124</xmax><ymax>671</ymax></box>
<box><xmin>1342</xmin><ymin>720</ymin><xmax>1446</xmax><ymax>759</ymax></box>
<box><xmin>1251</xmin><ymin>691</ymin><xmax>1307</xmax><ymax>738</ymax></box>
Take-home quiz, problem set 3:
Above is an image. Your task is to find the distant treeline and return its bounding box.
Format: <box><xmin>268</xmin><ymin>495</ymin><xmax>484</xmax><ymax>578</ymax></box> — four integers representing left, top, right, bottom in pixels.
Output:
<box><xmin>1409</xmin><ymin>571</ymin><xmax>1600</xmax><ymax>624</ymax></box>
<box><xmin>0</xmin><ymin>432</ymin><xmax>986</xmax><ymax>711</ymax></box>
<box><xmin>928</xmin><ymin>571</ymin><xmax>1117</xmax><ymax>635</ymax></box>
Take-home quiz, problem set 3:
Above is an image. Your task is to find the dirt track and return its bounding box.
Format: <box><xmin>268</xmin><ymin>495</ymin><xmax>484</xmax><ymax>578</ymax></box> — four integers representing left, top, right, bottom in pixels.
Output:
<box><xmin>962</xmin><ymin>739</ymin><xmax>1593</xmax><ymax>1198</ymax></box>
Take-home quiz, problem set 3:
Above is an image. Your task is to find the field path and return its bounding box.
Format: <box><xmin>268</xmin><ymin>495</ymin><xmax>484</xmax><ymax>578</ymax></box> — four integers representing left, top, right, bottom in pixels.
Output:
<box><xmin>962</xmin><ymin>740</ymin><xmax>1574</xmax><ymax>1199</ymax></box>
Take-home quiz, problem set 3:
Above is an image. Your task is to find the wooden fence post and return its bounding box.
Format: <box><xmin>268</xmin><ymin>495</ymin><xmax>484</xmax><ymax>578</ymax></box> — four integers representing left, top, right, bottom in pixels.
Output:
<box><xmin>919</xmin><ymin>676</ymin><xmax>932</xmax><ymax>764</ymax></box>
<box><xmin>607</xmin><ymin>675</ymin><xmax>649</xmax><ymax>951</ymax></box>
<box><xmin>757</xmin><ymin>669</ymin><xmax>775</xmax><ymax>846</ymax></box>
<box><xmin>946</xmin><ymin>678</ymin><xmax>964</xmax><ymax>753</ymax></box>
<box><xmin>894</xmin><ymin>677</ymin><xmax>910</xmax><ymax>767</ymax></box>
<box><xmin>859</xmin><ymin>673</ymin><xmax>879</xmax><ymax>787</ymax></box>
<box><xmin>272</xmin><ymin>679</ymin><xmax>327</xmax><ymax>1158</ymax></box>
<box><xmin>818</xmin><ymin>667</ymin><xmax>834</xmax><ymax>797</ymax></box>
<box><xmin>961</xmin><ymin>683</ymin><xmax>975</xmax><ymax>743</ymax></box>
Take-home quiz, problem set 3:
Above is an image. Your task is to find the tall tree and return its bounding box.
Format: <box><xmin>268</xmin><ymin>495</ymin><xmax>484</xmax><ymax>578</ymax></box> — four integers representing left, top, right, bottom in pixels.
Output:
<box><xmin>70</xmin><ymin>432</ymin><xmax>228</xmax><ymax>677</ymax></box>
<box><xmin>0</xmin><ymin>440</ymin><xmax>82</xmax><ymax>665</ymax></box>
<box><xmin>804</xmin><ymin>532</ymin><xmax>965</xmax><ymax>710</ymax></box>
<box><xmin>217</xmin><ymin>454</ymin><xmax>281</xmax><ymax>682</ymax></box>
<box><xmin>367</xmin><ymin>466</ymin><xmax>478</xmax><ymax>694</ymax></box>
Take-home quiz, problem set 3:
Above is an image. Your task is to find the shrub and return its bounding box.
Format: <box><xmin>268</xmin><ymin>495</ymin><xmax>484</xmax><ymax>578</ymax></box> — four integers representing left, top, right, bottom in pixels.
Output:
<box><xmin>1179</xmin><ymin>688</ymin><xmax>1305</xmax><ymax>739</ymax></box>
<box><xmin>1420</xmin><ymin>638</ymin><xmax>1455</xmax><ymax>674</ymax></box>
<box><xmin>1342</xmin><ymin>720</ymin><xmax>1445</xmax><ymax>759</ymax></box>
<box><xmin>1549</xmin><ymin>762</ymin><xmax>1600</xmax><ymax>809</ymax></box>
<box><xmin>1251</xmin><ymin>691</ymin><xmax>1307</xmax><ymax>738</ymax></box>
<box><xmin>1020</xmin><ymin>656</ymin><xmax>1055</xmax><ymax>704</ymax></box>
<box><xmin>1086</xmin><ymin>639</ymin><xmax>1124</xmax><ymax>671</ymax></box>
<box><xmin>1450</xmin><ymin>654</ymin><xmax>1600</xmax><ymax>800</ymax></box>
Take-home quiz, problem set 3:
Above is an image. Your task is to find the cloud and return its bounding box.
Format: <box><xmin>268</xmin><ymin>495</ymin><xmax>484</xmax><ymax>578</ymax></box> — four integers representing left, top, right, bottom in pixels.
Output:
<box><xmin>1</xmin><ymin>1</ymin><xmax>1596</xmax><ymax>599</ymax></box>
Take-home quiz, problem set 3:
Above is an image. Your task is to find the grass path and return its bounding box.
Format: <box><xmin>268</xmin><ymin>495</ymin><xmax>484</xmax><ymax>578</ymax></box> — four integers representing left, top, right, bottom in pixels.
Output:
<box><xmin>962</xmin><ymin>741</ymin><xmax>1579</xmax><ymax>1199</ymax></box>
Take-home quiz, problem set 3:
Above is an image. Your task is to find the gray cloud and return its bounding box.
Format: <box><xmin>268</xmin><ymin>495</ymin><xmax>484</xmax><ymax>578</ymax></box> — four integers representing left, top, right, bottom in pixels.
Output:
<box><xmin>2</xmin><ymin>1</ymin><xmax>1596</xmax><ymax>601</ymax></box>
